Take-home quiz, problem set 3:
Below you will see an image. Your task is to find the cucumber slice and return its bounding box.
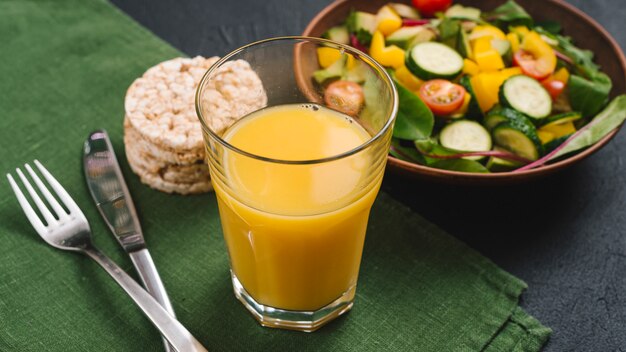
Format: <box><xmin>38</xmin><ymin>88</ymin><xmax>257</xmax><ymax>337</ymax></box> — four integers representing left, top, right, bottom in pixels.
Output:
<box><xmin>439</xmin><ymin>120</ymin><xmax>492</xmax><ymax>160</ymax></box>
<box><xmin>458</xmin><ymin>76</ymin><xmax>482</xmax><ymax>119</ymax></box>
<box><xmin>389</xmin><ymin>3</ymin><xmax>420</xmax><ymax>19</ymax></box>
<box><xmin>484</xmin><ymin>106</ymin><xmax>530</xmax><ymax>131</ymax></box>
<box><xmin>387</xmin><ymin>26</ymin><xmax>435</xmax><ymax>49</ymax></box>
<box><xmin>322</xmin><ymin>26</ymin><xmax>350</xmax><ymax>45</ymax></box>
<box><xmin>313</xmin><ymin>55</ymin><xmax>346</xmax><ymax>84</ymax></box>
<box><xmin>457</xmin><ymin>29</ymin><xmax>472</xmax><ymax>59</ymax></box>
<box><xmin>490</xmin><ymin>39</ymin><xmax>511</xmax><ymax>57</ymax></box>
<box><xmin>347</xmin><ymin>11</ymin><xmax>376</xmax><ymax>44</ymax></box>
<box><xmin>406</xmin><ymin>42</ymin><xmax>464</xmax><ymax>80</ymax></box>
<box><xmin>445</xmin><ymin>4</ymin><xmax>481</xmax><ymax>21</ymax></box>
<box><xmin>492</xmin><ymin>121</ymin><xmax>542</xmax><ymax>161</ymax></box>
<box><xmin>538</xmin><ymin>111</ymin><xmax>582</xmax><ymax>128</ymax></box>
<box><xmin>486</xmin><ymin>146</ymin><xmax>523</xmax><ymax>172</ymax></box>
<box><xmin>499</xmin><ymin>75</ymin><xmax>552</xmax><ymax>120</ymax></box>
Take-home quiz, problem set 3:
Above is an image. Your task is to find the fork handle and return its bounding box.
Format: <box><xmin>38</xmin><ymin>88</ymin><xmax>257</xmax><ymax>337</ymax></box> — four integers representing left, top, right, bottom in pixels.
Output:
<box><xmin>84</xmin><ymin>247</ymin><xmax>208</xmax><ymax>352</ymax></box>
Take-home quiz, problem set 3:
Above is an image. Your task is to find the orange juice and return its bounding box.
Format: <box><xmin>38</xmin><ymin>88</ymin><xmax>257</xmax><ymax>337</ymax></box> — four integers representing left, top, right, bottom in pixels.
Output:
<box><xmin>211</xmin><ymin>104</ymin><xmax>383</xmax><ymax>311</ymax></box>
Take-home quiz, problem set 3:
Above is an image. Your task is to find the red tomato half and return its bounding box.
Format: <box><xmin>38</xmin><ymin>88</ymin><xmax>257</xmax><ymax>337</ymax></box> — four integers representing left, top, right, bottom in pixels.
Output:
<box><xmin>418</xmin><ymin>79</ymin><xmax>466</xmax><ymax>116</ymax></box>
<box><xmin>513</xmin><ymin>50</ymin><xmax>552</xmax><ymax>81</ymax></box>
<box><xmin>411</xmin><ymin>0</ymin><xmax>452</xmax><ymax>17</ymax></box>
<box><xmin>324</xmin><ymin>80</ymin><xmax>365</xmax><ymax>116</ymax></box>
<box><xmin>541</xmin><ymin>78</ymin><xmax>566</xmax><ymax>101</ymax></box>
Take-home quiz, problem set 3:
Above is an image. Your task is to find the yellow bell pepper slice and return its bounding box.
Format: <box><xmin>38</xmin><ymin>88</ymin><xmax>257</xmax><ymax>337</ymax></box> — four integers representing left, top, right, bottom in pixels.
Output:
<box><xmin>463</xmin><ymin>59</ymin><xmax>480</xmax><ymax>76</ymax></box>
<box><xmin>470</xmin><ymin>67</ymin><xmax>522</xmax><ymax>112</ymax></box>
<box><xmin>316</xmin><ymin>47</ymin><xmax>356</xmax><ymax>70</ymax></box>
<box><xmin>506</xmin><ymin>32</ymin><xmax>520</xmax><ymax>54</ymax></box>
<box><xmin>500</xmin><ymin>67</ymin><xmax>523</xmax><ymax>79</ymax></box>
<box><xmin>552</xmin><ymin>67</ymin><xmax>570</xmax><ymax>84</ymax></box>
<box><xmin>472</xmin><ymin>37</ymin><xmax>504</xmax><ymax>72</ymax></box>
<box><xmin>469</xmin><ymin>25</ymin><xmax>506</xmax><ymax>42</ymax></box>
<box><xmin>521</xmin><ymin>31</ymin><xmax>557</xmax><ymax>77</ymax></box>
<box><xmin>395</xmin><ymin>65</ymin><xmax>423</xmax><ymax>91</ymax></box>
<box><xmin>376</xmin><ymin>6</ymin><xmax>402</xmax><ymax>37</ymax></box>
<box><xmin>370</xmin><ymin>30</ymin><xmax>405</xmax><ymax>69</ymax></box>
<box><xmin>537</xmin><ymin>130</ymin><xmax>555</xmax><ymax>144</ymax></box>
<box><xmin>541</xmin><ymin>121</ymin><xmax>576</xmax><ymax>138</ymax></box>
<box><xmin>510</xmin><ymin>26</ymin><xmax>530</xmax><ymax>39</ymax></box>
<box><xmin>317</xmin><ymin>47</ymin><xmax>341</xmax><ymax>69</ymax></box>
<box><xmin>470</xmin><ymin>72</ymin><xmax>501</xmax><ymax>112</ymax></box>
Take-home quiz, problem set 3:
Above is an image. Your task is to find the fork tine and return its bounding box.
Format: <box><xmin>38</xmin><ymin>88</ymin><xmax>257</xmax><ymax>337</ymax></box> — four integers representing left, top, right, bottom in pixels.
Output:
<box><xmin>6</xmin><ymin>173</ymin><xmax>47</xmax><ymax>235</ymax></box>
<box><xmin>25</xmin><ymin>163</ymin><xmax>70</xmax><ymax>221</ymax></box>
<box><xmin>33</xmin><ymin>160</ymin><xmax>82</xmax><ymax>216</ymax></box>
<box><xmin>16</xmin><ymin>168</ymin><xmax>57</xmax><ymax>226</ymax></box>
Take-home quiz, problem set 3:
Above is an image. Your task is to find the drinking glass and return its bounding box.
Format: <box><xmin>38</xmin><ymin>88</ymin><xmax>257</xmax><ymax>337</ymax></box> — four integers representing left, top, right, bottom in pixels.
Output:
<box><xmin>196</xmin><ymin>37</ymin><xmax>397</xmax><ymax>332</ymax></box>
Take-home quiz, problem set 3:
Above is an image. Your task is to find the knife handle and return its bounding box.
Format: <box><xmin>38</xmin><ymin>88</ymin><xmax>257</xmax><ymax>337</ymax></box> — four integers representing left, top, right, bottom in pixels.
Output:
<box><xmin>130</xmin><ymin>249</ymin><xmax>177</xmax><ymax>352</ymax></box>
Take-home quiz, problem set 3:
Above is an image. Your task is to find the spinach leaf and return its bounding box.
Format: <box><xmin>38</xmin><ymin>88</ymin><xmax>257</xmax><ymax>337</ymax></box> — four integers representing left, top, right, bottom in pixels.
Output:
<box><xmin>551</xmin><ymin>95</ymin><xmax>626</xmax><ymax>159</ymax></box>
<box><xmin>390</xmin><ymin>138</ymin><xmax>425</xmax><ymax>164</ymax></box>
<box><xmin>568</xmin><ymin>73</ymin><xmax>612</xmax><ymax>117</ymax></box>
<box><xmin>430</xmin><ymin>159</ymin><xmax>490</xmax><ymax>173</ymax></box>
<box><xmin>535</xmin><ymin>20</ymin><xmax>562</xmax><ymax>35</ymax></box>
<box><xmin>486</xmin><ymin>0</ymin><xmax>533</xmax><ymax>28</ymax></box>
<box><xmin>438</xmin><ymin>18</ymin><xmax>461</xmax><ymax>49</ymax></box>
<box><xmin>414</xmin><ymin>138</ymin><xmax>462</xmax><ymax>165</ymax></box>
<box><xmin>392</xmin><ymin>79</ymin><xmax>434</xmax><ymax>140</ymax></box>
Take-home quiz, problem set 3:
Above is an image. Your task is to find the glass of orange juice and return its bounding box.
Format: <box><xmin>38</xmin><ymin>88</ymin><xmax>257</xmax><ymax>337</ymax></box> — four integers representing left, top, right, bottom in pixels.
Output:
<box><xmin>196</xmin><ymin>37</ymin><xmax>397</xmax><ymax>332</ymax></box>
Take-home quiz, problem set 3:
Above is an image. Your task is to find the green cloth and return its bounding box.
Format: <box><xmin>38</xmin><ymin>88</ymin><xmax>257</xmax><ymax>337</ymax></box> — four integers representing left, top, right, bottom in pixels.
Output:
<box><xmin>0</xmin><ymin>0</ymin><xmax>551</xmax><ymax>350</ymax></box>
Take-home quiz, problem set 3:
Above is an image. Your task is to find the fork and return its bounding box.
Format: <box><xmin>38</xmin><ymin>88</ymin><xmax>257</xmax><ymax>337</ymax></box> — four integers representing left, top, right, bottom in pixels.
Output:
<box><xmin>6</xmin><ymin>160</ymin><xmax>208</xmax><ymax>352</ymax></box>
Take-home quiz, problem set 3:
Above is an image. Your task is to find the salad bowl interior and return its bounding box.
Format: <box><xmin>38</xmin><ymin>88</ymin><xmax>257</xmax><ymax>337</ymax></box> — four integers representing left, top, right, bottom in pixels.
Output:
<box><xmin>301</xmin><ymin>0</ymin><xmax>626</xmax><ymax>184</ymax></box>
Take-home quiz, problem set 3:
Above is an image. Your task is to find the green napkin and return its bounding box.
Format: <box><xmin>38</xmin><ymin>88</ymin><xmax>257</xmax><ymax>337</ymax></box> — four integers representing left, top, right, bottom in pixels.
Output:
<box><xmin>0</xmin><ymin>0</ymin><xmax>551</xmax><ymax>350</ymax></box>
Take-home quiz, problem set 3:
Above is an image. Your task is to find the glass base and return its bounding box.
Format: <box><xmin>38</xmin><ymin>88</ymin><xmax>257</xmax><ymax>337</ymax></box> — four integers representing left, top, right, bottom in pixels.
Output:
<box><xmin>230</xmin><ymin>271</ymin><xmax>355</xmax><ymax>332</ymax></box>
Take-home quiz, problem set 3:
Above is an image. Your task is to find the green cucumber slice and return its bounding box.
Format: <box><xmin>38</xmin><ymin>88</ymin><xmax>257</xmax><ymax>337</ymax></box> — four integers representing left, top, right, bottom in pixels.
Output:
<box><xmin>322</xmin><ymin>25</ymin><xmax>350</xmax><ymax>45</ymax></box>
<box><xmin>538</xmin><ymin>111</ymin><xmax>582</xmax><ymax>128</ymax></box>
<box><xmin>492</xmin><ymin>121</ymin><xmax>542</xmax><ymax>161</ymax></box>
<box><xmin>387</xmin><ymin>26</ymin><xmax>435</xmax><ymax>49</ymax></box>
<box><xmin>499</xmin><ymin>75</ymin><xmax>552</xmax><ymax>120</ymax></box>
<box><xmin>445</xmin><ymin>4</ymin><xmax>481</xmax><ymax>21</ymax></box>
<box><xmin>389</xmin><ymin>3</ymin><xmax>420</xmax><ymax>19</ymax></box>
<box><xmin>459</xmin><ymin>75</ymin><xmax>482</xmax><ymax>119</ymax></box>
<box><xmin>486</xmin><ymin>146</ymin><xmax>523</xmax><ymax>172</ymax></box>
<box><xmin>484</xmin><ymin>106</ymin><xmax>531</xmax><ymax>131</ymax></box>
<box><xmin>406</xmin><ymin>42</ymin><xmax>464</xmax><ymax>80</ymax></box>
<box><xmin>439</xmin><ymin>120</ymin><xmax>492</xmax><ymax>160</ymax></box>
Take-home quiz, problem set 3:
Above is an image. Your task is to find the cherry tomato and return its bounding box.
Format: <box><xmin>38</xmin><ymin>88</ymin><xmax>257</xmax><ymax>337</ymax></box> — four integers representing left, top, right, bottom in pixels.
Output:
<box><xmin>411</xmin><ymin>0</ymin><xmax>452</xmax><ymax>17</ymax></box>
<box><xmin>541</xmin><ymin>77</ymin><xmax>566</xmax><ymax>101</ymax></box>
<box><xmin>513</xmin><ymin>50</ymin><xmax>552</xmax><ymax>81</ymax></box>
<box><xmin>418</xmin><ymin>79</ymin><xmax>466</xmax><ymax>116</ymax></box>
<box><xmin>324</xmin><ymin>80</ymin><xmax>365</xmax><ymax>116</ymax></box>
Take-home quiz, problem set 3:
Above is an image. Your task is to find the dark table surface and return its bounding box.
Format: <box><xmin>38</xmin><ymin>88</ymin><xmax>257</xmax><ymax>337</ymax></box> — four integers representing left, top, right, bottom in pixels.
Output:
<box><xmin>109</xmin><ymin>0</ymin><xmax>626</xmax><ymax>350</ymax></box>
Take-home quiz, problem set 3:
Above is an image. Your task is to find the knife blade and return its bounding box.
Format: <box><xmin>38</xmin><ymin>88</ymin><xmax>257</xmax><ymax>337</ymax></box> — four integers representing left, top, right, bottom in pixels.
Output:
<box><xmin>83</xmin><ymin>130</ymin><xmax>176</xmax><ymax>352</ymax></box>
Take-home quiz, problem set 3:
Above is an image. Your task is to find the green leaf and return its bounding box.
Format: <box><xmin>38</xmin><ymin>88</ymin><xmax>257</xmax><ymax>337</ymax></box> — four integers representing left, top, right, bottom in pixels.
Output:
<box><xmin>390</xmin><ymin>138</ymin><xmax>425</xmax><ymax>164</ymax></box>
<box><xmin>392</xmin><ymin>79</ymin><xmax>434</xmax><ymax>140</ymax></box>
<box><xmin>535</xmin><ymin>21</ymin><xmax>561</xmax><ymax>34</ymax></box>
<box><xmin>438</xmin><ymin>18</ymin><xmax>461</xmax><ymax>49</ymax></box>
<box><xmin>569</xmin><ymin>73</ymin><xmax>612</xmax><ymax>117</ymax></box>
<box><xmin>486</xmin><ymin>0</ymin><xmax>533</xmax><ymax>28</ymax></box>
<box><xmin>430</xmin><ymin>159</ymin><xmax>490</xmax><ymax>173</ymax></box>
<box><xmin>414</xmin><ymin>138</ymin><xmax>461</xmax><ymax>165</ymax></box>
<box><xmin>551</xmin><ymin>95</ymin><xmax>626</xmax><ymax>160</ymax></box>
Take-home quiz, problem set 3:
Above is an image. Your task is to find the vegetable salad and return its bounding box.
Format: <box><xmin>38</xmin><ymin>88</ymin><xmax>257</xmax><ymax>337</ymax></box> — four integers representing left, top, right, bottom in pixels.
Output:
<box><xmin>313</xmin><ymin>0</ymin><xmax>626</xmax><ymax>173</ymax></box>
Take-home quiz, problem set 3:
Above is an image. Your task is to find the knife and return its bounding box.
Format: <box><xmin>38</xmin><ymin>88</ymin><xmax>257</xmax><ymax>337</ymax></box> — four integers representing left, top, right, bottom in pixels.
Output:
<box><xmin>83</xmin><ymin>130</ymin><xmax>176</xmax><ymax>352</ymax></box>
